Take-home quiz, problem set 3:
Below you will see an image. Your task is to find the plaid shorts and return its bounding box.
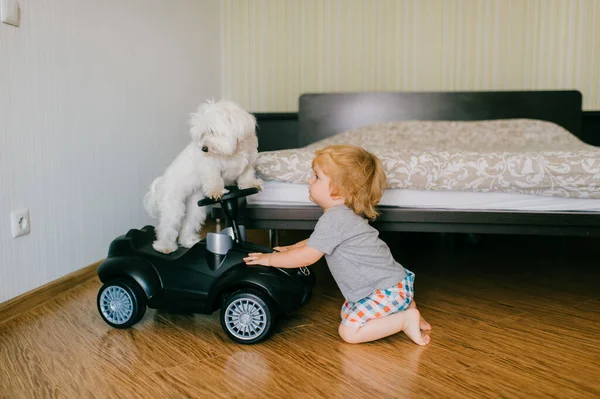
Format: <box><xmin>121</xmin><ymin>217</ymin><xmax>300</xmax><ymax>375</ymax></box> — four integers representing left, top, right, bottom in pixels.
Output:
<box><xmin>340</xmin><ymin>269</ymin><xmax>415</xmax><ymax>328</ymax></box>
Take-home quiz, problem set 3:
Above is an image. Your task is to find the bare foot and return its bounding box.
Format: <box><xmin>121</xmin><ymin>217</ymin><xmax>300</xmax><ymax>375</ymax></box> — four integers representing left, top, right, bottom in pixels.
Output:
<box><xmin>408</xmin><ymin>301</ymin><xmax>431</xmax><ymax>331</ymax></box>
<box><xmin>420</xmin><ymin>317</ymin><xmax>432</xmax><ymax>331</ymax></box>
<box><xmin>402</xmin><ymin>309</ymin><xmax>431</xmax><ymax>346</ymax></box>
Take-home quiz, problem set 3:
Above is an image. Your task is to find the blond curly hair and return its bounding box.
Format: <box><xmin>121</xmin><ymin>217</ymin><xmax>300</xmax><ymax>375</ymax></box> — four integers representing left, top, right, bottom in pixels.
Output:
<box><xmin>312</xmin><ymin>145</ymin><xmax>387</xmax><ymax>220</ymax></box>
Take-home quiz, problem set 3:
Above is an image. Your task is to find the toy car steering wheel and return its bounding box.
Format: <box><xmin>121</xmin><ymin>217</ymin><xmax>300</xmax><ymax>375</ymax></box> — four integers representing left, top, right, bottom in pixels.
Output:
<box><xmin>197</xmin><ymin>186</ymin><xmax>260</xmax><ymax>207</ymax></box>
<box><xmin>197</xmin><ymin>186</ymin><xmax>260</xmax><ymax>243</ymax></box>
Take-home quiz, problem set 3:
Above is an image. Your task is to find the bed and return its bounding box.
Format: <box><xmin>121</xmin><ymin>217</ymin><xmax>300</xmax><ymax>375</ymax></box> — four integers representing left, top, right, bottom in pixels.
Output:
<box><xmin>237</xmin><ymin>91</ymin><xmax>600</xmax><ymax>242</ymax></box>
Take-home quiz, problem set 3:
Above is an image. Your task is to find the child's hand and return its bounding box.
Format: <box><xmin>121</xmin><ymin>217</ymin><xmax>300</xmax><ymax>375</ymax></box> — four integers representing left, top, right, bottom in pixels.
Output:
<box><xmin>244</xmin><ymin>252</ymin><xmax>272</xmax><ymax>266</ymax></box>
<box><xmin>272</xmin><ymin>246</ymin><xmax>288</xmax><ymax>252</ymax></box>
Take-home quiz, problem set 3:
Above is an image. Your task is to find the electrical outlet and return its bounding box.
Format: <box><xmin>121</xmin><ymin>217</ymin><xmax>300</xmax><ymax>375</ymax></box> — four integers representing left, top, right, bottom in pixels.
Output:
<box><xmin>0</xmin><ymin>0</ymin><xmax>19</xmax><ymax>27</ymax></box>
<box><xmin>11</xmin><ymin>208</ymin><xmax>30</xmax><ymax>238</ymax></box>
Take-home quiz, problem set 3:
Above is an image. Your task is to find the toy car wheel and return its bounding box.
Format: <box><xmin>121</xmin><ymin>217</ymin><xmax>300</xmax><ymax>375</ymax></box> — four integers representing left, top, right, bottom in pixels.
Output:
<box><xmin>220</xmin><ymin>289</ymin><xmax>276</xmax><ymax>344</ymax></box>
<box><xmin>97</xmin><ymin>279</ymin><xmax>147</xmax><ymax>329</ymax></box>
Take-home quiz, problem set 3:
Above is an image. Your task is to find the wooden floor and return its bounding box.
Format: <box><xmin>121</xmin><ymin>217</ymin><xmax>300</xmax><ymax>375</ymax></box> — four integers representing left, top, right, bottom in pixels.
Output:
<box><xmin>1</xmin><ymin>230</ymin><xmax>599</xmax><ymax>398</ymax></box>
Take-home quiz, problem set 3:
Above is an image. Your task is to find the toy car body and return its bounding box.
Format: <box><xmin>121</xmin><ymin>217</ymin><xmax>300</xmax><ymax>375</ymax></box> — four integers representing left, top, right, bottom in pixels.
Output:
<box><xmin>96</xmin><ymin>187</ymin><xmax>315</xmax><ymax>344</ymax></box>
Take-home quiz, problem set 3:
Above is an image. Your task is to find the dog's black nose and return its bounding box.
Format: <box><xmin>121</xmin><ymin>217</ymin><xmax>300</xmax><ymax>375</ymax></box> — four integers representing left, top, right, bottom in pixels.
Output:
<box><xmin>201</xmin><ymin>146</ymin><xmax>208</xmax><ymax>152</ymax></box>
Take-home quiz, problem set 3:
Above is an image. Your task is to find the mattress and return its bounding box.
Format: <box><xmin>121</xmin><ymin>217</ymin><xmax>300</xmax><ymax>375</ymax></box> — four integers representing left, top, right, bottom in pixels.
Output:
<box><xmin>247</xmin><ymin>181</ymin><xmax>600</xmax><ymax>212</ymax></box>
<box><xmin>255</xmin><ymin>119</ymin><xmax>600</xmax><ymax>199</ymax></box>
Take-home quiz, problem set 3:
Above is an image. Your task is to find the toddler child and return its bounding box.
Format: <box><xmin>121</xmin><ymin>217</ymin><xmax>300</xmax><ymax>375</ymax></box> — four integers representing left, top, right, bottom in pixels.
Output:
<box><xmin>244</xmin><ymin>145</ymin><xmax>431</xmax><ymax>345</ymax></box>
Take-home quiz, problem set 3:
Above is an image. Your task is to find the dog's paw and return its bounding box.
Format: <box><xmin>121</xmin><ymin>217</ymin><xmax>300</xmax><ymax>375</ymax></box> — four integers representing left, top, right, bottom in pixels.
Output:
<box><xmin>206</xmin><ymin>187</ymin><xmax>229</xmax><ymax>200</ymax></box>
<box><xmin>152</xmin><ymin>239</ymin><xmax>178</xmax><ymax>254</ymax></box>
<box><xmin>238</xmin><ymin>178</ymin><xmax>263</xmax><ymax>191</ymax></box>
<box><xmin>179</xmin><ymin>234</ymin><xmax>201</xmax><ymax>248</ymax></box>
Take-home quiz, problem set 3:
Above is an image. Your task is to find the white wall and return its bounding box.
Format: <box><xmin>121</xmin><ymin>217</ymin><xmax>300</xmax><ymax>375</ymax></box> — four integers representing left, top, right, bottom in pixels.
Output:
<box><xmin>0</xmin><ymin>0</ymin><xmax>221</xmax><ymax>303</ymax></box>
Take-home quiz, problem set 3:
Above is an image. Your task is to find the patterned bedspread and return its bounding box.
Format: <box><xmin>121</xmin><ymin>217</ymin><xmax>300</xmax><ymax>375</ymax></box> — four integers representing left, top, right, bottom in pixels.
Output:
<box><xmin>255</xmin><ymin>119</ymin><xmax>600</xmax><ymax>199</ymax></box>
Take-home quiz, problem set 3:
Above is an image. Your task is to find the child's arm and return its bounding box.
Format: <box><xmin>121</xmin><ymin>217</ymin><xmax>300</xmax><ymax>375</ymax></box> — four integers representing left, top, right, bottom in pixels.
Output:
<box><xmin>244</xmin><ymin>244</ymin><xmax>323</xmax><ymax>268</ymax></box>
<box><xmin>273</xmin><ymin>239</ymin><xmax>309</xmax><ymax>252</ymax></box>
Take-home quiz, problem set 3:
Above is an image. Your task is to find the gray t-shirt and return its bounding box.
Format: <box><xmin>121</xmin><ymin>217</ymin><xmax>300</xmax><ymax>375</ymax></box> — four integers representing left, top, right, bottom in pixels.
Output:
<box><xmin>307</xmin><ymin>205</ymin><xmax>407</xmax><ymax>302</ymax></box>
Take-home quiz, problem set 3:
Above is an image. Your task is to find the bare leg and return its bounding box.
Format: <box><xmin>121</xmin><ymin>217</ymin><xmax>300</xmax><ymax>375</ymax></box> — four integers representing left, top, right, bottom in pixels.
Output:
<box><xmin>409</xmin><ymin>300</ymin><xmax>431</xmax><ymax>331</ymax></box>
<box><xmin>338</xmin><ymin>308</ymin><xmax>431</xmax><ymax>345</ymax></box>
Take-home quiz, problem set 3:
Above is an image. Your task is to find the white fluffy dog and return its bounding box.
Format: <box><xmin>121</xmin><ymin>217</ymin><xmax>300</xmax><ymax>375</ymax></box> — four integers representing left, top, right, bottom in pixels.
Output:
<box><xmin>143</xmin><ymin>99</ymin><xmax>263</xmax><ymax>254</ymax></box>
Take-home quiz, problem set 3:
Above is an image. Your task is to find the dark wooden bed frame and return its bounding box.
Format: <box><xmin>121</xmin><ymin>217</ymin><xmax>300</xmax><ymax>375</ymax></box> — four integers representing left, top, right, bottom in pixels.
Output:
<box><xmin>238</xmin><ymin>90</ymin><xmax>600</xmax><ymax>241</ymax></box>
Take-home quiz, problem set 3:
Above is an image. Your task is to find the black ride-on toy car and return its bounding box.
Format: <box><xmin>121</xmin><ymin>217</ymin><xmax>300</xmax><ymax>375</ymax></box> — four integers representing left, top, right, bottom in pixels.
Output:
<box><xmin>96</xmin><ymin>186</ymin><xmax>315</xmax><ymax>344</ymax></box>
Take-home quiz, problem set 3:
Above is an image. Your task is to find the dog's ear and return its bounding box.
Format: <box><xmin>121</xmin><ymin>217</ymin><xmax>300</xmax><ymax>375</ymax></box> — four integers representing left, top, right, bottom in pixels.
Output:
<box><xmin>237</xmin><ymin>108</ymin><xmax>257</xmax><ymax>134</ymax></box>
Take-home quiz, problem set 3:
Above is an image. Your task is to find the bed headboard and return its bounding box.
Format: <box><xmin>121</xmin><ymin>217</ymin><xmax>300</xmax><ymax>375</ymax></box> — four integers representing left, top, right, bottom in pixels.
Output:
<box><xmin>298</xmin><ymin>91</ymin><xmax>583</xmax><ymax>147</ymax></box>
